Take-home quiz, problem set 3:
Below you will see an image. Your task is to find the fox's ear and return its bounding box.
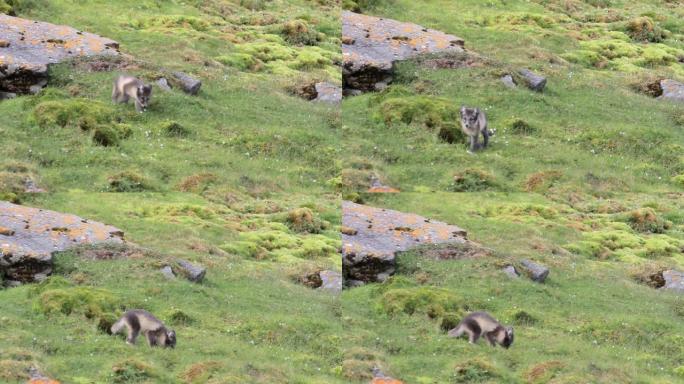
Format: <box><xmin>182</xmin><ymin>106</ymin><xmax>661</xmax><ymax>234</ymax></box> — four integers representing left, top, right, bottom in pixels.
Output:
<box><xmin>460</xmin><ymin>105</ymin><xmax>466</xmax><ymax>114</ymax></box>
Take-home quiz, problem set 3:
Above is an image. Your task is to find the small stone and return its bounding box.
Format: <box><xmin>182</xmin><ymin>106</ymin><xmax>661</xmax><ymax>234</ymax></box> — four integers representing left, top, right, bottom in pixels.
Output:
<box><xmin>0</xmin><ymin>91</ymin><xmax>17</xmax><ymax>100</ymax></box>
<box><xmin>519</xmin><ymin>259</ymin><xmax>549</xmax><ymax>283</ymax></box>
<box><xmin>518</xmin><ymin>69</ymin><xmax>546</xmax><ymax>92</ymax></box>
<box><xmin>171</xmin><ymin>71</ymin><xmax>202</xmax><ymax>95</ymax></box>
<box><xmin>176</xmin><ymin>259</ymin><xmax>206</xmax><ymax>283</ymax></box>
<box><xmin>661</xmin><ymin>270</ymin><xmax>684</xmax><ymax>292</ymax></box>
<box><xmin>502</xmin><ymin>265</ymin><xmax>519</xmax><ymax>278</ymax></box>
<box><xmin>501</xmin><ymin>74</ymin><xmax>516</xmax><ymax>88</ymax></box>
<box><xmin>0</xmin><ymin>39</ymin><xmax>9</xmax><ymax>48</ymax></box>
<box><xmin>346</xmin><ymin>279</ymin><xmax>365</xmax><ymax>288</ymax></box>
<box><xmin>156</xmin><ymin>77</ymin><xmax>172</xmax><ymax>92</ymax></box>
<box><xmin>29</xmin><ymin>84</ymin><xmax>45</xmax><ymax>94</ymax></box>
<box><xmin>160</xmin><ymin>265</ymin><xmax>176</xmax><ymax>279</ymax></box>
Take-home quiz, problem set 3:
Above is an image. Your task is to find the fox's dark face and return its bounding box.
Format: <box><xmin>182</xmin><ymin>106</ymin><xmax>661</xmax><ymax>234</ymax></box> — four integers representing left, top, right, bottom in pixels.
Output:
<box><xmin>502</xmin><ymin>327</ymin><xmax>514</xmax><ymax>349</ymax></box>
<box><xmin>460</xmin><ymin>106</ymin><xmax>479</xmax><ymax>130</ymax></box>
<box><xmin>137</xmin><ymin>85</ymin><xmax>152</xmax><ymax>110</ymax></box>
<box><xmin>165</xmin><ymin>330</ymin><xmax>176</xmax><ymax>348</ymax></box>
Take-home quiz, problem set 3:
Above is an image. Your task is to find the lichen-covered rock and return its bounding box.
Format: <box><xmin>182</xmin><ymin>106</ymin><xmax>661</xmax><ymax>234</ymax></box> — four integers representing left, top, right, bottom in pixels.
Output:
<box><xmin>342</xmin><ymin>11</ymin><xmax>464</xmax><ymax>92</ymax></box>
<box><xmin>0</xmin><ymin>201</ymin><xmax>124</xmax><ymax>285</ymax></box>
<box><xmin>662</xmin><ymin>270</ymin><xmax>684</xmax><ymax>292</ymax></box>
<box><xmin>313</xmin><ymin>82</ymin><xmax>342</xmax><ymax>104</ymax></box>
<box><xmin>0</xmin><ymin>14</ymin><xmax>119</xmax><ymax>94</ymax></box>
<box><xmin>658</xmin><ymin>79</ymin><xmax>684</xmax><ymax>102</ymax></box>
<box><xmin>342</xmin><ymin>201</ymin><xmax>468</xmax><ymax>285</ymax></box>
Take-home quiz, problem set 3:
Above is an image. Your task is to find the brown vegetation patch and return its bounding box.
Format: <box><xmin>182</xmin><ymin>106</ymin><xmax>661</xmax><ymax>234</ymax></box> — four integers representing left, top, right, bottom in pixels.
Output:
<box><xmin>629</xmin><ymin>262</ymin><xmax>669</xmax><ymax>288</ymax></box>
<box><xmin>179</xmin><ymin>361</ymin><xmax>222</xmax><ymax>383</ymax></box>
<box><xmin>413</xmin><ymin>242</ymin><xmax>492</xmax><ymax>261</ymax></box>
<box><xmin>524</xmin><ymin>360</ymin><xmax>564</xmax><ymax>383</ymax></box>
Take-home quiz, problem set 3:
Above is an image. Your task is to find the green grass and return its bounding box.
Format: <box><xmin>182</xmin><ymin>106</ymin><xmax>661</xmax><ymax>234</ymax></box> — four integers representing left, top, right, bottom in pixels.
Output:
<box><xmin>0</xmin><ymin>0</ymin><xmax>343</xmax><ymax>382</ymax></box>
<box><xmin>341</xmin><ymin>0</ymin><xmax>684</xmax><ymax>195</ymax></box>
<box><xmin>343</xmin><ymin>192</ymin><xmax>684</xmax><ymax>383</ymax></box>
<box><xmin>2</xmin><ymin>0</ymin><xmax>684</xmax><ymax>382</ymax></box>
<box><xmin>336</xmin><ymin>8</ymin><xmax>684</xmax><ymax>374</ymax></box>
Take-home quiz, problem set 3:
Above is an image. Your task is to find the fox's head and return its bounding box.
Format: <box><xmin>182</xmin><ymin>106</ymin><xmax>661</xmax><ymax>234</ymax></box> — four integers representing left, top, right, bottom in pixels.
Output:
<box><xmin>460</xmin><ymin>106</ymin><xmax>480</xmax><ymax>130</ymax></box>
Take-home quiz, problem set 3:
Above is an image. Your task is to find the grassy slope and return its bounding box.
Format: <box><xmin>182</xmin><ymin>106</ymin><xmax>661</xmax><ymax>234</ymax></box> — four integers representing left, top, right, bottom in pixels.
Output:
<box><xmin>0</xmin><ymin>0</ymin><xmax>344</xmax><ymax>383</ymax></box>
<box><xmin>340</xmin><ymin>0</ymin><xmax>684</xmax><ymax>383</ymax></box>
<box><xmin>341</xmin><ymin>0</ymin><xmax>684</xmax><ymax>194</ymax></box>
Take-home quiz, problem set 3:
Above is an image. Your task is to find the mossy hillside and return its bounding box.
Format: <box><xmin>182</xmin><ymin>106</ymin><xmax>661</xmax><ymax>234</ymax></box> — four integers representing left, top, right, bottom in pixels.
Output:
<box><xmin>0</xmin><ymin>0</ymin><xmax>343</xmax><ymax>382</ymax></box>
<box><xmin>341</xmin><ymin>192</ymin><xmax>684</xmax><ymax>383</ymax></box>
<box><xmin>341</xmin><ymin>0</ymin><xmax>684</xmax><ymax>194</ymax></box>
<box><xmin>15</xmin><ymin>0</ymin><xmax>341</xmax><ymax>83</ymax></box>
<box><xmin>0</xmin><ymin>191</ymin><xmax>343</xmax><ymax>383</ymax></box>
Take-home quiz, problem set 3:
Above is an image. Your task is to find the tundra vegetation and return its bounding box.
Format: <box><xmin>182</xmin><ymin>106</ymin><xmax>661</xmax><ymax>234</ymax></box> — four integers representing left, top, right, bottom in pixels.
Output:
<box><xmin>0</xmin><ymin>0</ymin><xmax>683</xmax><ymax>383</ymax></box>
<box><xmin>338</xmin><ymin>0</ymin><xmax>684</xmax><ymax>383</ymax></box>
<box><xmin>0</xmin><ymin>0</ymin><xmax>343</xmax><ymax>382</ymax></box>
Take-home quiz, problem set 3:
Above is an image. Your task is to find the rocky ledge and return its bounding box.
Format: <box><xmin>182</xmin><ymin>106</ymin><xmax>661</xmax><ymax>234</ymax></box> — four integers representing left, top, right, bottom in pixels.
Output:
<box><xmin>342</xmin><ymin>201</ymin><xmax>470</xmax><ymax>285</ymax></box>
<box><xmin>0</xmin><ymin>201</ymin><xmax>124</xmax><ymax>285</ymax></box>
<box><xmin>0</xmin><ymin>14</ymin><xmax>119</xmax><ymax>95</ymax></box>
<box><xmin>342</xmin><ymin>11</ymin><xmax>464</xmax><ymax>93</ymax></box>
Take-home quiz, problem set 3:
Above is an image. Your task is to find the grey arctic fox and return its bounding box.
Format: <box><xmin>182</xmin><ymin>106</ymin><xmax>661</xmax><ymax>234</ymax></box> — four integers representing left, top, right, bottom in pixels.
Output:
<box><xmin>460</xmin><ymin>106</ymin><xmax>495</xmax><ymax>152</ymax></box>
<box><xmin>112</xmin><ymin>75</ymin><xmax>152</xmax><ymax>113</ymax></box>
<box><xmin>111</xmin><ymin>309</ymin><xmax>176</xmax><ymax>348</ymax></box>
<box><xmin>448</xmin><ymin>311</ymin><xmax>514</xmax><ymax>348</ymax></box>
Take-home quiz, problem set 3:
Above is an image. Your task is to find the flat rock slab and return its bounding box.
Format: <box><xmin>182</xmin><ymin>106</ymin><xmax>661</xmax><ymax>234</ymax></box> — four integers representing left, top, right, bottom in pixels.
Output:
<box><xmin>0</xmin><ymin>201</ymin><xmax>124</xmax><ymax>284</ymax></box>
<box><xmin>342</xmin><ymin>201</ymin><xmax>468</xmax><ymax>284</ymax></box>
<box><xmin>658</xmin><ymin>79</ymin><xmax>684</xmax><ymax>102</ymax></box>
<box><xmin>342</xmin><ymin>11</ymin><xmax>464</xmax><ymax>92</ymax></box>
<box><xmin>662</xmin><ymin>270</ymin><xmax>684</xmax><ymax>292</ymax></box>
<box><xmin>0</xmin><ymin>14</ymin><xmax>119</xmax><ymax>94</ymax></box>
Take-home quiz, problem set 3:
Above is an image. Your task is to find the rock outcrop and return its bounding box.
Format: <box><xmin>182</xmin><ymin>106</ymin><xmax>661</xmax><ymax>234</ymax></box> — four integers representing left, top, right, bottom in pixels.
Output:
<box><xmin>342</xmin><ymin>11</ymin><xmax>464</xmax><ymax>93</ymax></box>
<box><xmin>657</xmin><ymin>79</ymin><xmax>684</xmax><ymax>102</ymax></box>
<box><xmin>662</xmin><ymin>269</ymin><xmax>684</xmax><ymax>292</ymax></box>
<box><xmin>0</xmin><ymin>201</ymin><xmax>124</xmax><ymax>285</ymax></box>
<box><xmin>318</xmin><ymin>269</ymin><xmax>342</xmax><ymax>293</ymax></box>
<box><xmin>342</xmin><ymin>201</ymin><xmax>468</xmax><ymax>285</ymax></box>
<box><xmin>0</xmin><ymin>14</ymin><xmax>119</xmax><ymax>94</ymax></box>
